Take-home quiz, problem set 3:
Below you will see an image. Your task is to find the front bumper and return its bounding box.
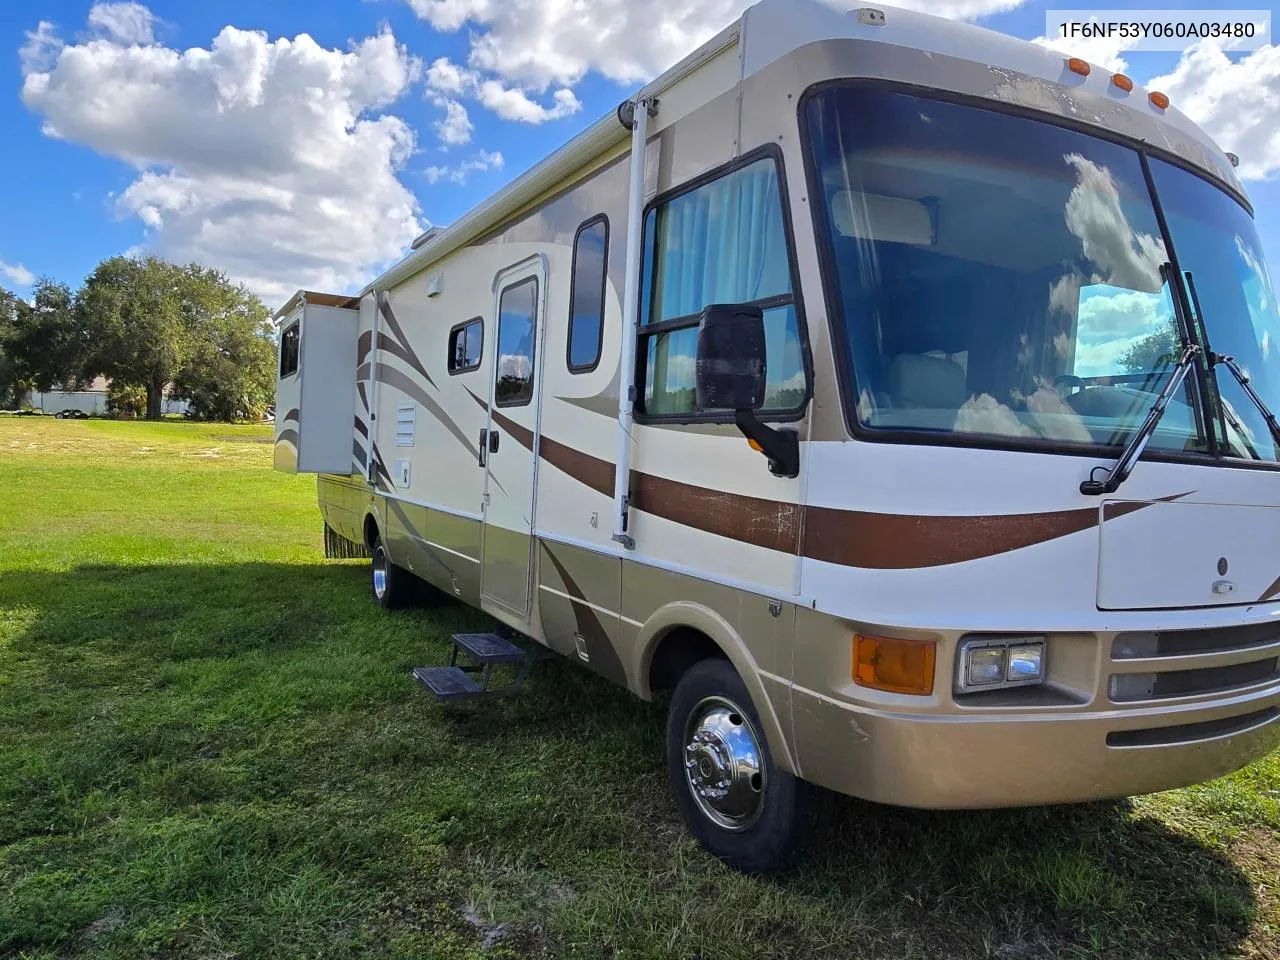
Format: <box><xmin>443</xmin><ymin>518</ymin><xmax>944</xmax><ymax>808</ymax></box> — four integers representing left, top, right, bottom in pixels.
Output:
<box><xmin>791</xmin><ymin>680</ymin><xmax>1280</xmax><ymax>808</ymax></box>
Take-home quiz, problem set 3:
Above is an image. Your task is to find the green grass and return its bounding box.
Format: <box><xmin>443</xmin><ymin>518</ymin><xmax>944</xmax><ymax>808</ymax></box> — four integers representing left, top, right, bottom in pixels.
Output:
<box><xmin>1</xmin><ymin>417</ymin><xmax>1277</xmax><ymax>959</ymax></box>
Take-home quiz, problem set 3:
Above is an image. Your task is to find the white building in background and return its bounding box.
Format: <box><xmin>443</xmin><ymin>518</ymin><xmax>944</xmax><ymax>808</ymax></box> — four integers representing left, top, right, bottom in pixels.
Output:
<box><xmin>23</xmin><ymin>376</ymin><xmax>190</xmax><ymax>416</ymax></box>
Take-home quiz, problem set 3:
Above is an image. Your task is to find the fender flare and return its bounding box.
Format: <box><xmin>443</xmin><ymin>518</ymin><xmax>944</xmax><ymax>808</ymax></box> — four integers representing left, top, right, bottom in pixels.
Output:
<box><xmin>630</xmin><ymin>600</ymin><xmax>798</xmax><ymax>775</ymax></box>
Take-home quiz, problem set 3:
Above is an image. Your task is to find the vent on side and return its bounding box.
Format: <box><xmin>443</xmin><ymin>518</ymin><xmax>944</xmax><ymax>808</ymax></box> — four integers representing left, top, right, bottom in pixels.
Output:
<box><xmin>1113</xmin><ymin>622</ymin><xmax>1280</xmax><ymax>659</ymax></box>
<box><xmin>395</xmin><ymin>402</ymin><xmax>416</xmax><ymax>447</ymax></box>
<box><xmin>1107</xmin><ymin>707</ymin><xmax>1278</xmax><ymax>748</ymax></box>
<box><xmin>1110</xmin><ymin>658</ymin><xmax>1279</xmax><ymax>702</ymax></box>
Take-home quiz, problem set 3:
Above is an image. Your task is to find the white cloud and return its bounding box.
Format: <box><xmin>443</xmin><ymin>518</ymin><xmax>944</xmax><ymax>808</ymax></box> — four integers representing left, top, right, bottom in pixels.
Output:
<box><xmin>20</xmin><ymin>22</ymin><xmax>62</xmax><ymax>74</ymax></box>
<box><xmin>431</xmin><ymin>96</ymin><xmax>473</xmax><ymax>145</ymax></box>
<box><xmin>21</xmin><ymin>10</ymin><xmax>424</xmax><ymax>304</ymax></box>
<box><xmin>424</xmin><ymin>149</ymin><xmax>504</xmax><ymax>185</ymax></box>
<box><xmin>477</xmin><ymin>81</ymin><xmax>580</xmax><ymax>123</ymax></box>
<box><xmin>409</xmin><ymin>1</ymin><xmax>1023</xmax><ymax>114</ymax></box>
<box><xmin>411</xmin><ymin>0</ymin><xmax>1028</xmax><ymax>89</ymax></box>
<box><xmin>424</xmin><ymin>56</ymin><xmax>580</xmax><ymax>124</ymax></box>
<box><xmin>87</xmin><ymin>2</ymin><xmax>156</xmax><ymax>44</ymax></box>
<box><xmin>0</xmin><ymin>261</ymin><xmax>36</xmax><ymax>287</ymax></box>
<box><xmin>1148</xmin><ymin>42</ymin><xmax>1280</xmax><ymax>181</ymax></box>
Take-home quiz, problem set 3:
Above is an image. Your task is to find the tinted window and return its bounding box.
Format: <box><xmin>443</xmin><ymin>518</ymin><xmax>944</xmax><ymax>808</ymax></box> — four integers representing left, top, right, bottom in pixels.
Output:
<box><xmin>448</xmin><ymin>318</ymin><xmax>483</xmax><ymax>374</ymax></box>
<box><xmin>1150</xmin><ymin>159</ymin><xmax>1280</xmax><ymax>463</ymax></box>
<box><xmin>805</xmin><ymin>86</ymin><xmax>1207</xmax><ymax>454</ymax></box>
<box><xmin>568</xmin><ymin>217</ymin><xmax>608</xmax><ymax>371</ymax></box>
<box><xmin>638</xmin><ymin>156</ymin><xmax>806</xmax><ymax>417</ymax></box>
<box><xmin>279</xmin><ymin>322</ymin><xmax>300</xmax><ymax>378</ymax></box>
<box><xmin>496</xmin><ymin>278</ymin><xmax>537</xmax><ymax>407</ymax></box>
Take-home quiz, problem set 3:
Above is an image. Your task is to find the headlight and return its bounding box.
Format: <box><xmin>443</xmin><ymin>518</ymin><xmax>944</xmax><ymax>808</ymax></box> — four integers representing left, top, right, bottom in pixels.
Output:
<box><xmin>956</xmin><ymin>636</ymin><xmax>1046</xmax><ymax>694</ymax></box>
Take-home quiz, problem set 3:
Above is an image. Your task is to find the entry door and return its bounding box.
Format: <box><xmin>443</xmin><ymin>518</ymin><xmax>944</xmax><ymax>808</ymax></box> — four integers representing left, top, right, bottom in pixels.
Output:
<box><xmin>480</xmin><ymin>258</ymin><xmax>546</xmax><ymax>617</ymax></box>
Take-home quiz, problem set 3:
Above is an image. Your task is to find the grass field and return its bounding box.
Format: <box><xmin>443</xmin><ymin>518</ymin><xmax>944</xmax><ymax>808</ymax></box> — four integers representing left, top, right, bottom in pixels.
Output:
<box><xmin>0</xmin><ymin>416</ymin><xmax>1277</xmax><ymax>959</ymax></box>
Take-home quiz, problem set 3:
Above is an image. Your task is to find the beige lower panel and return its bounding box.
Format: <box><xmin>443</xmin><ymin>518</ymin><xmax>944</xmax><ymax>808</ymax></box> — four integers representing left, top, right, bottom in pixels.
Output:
<box><xmin>622</xmin><ymin>560</ymin><xmax>800</xmax><ymax>775</ymax></box>
<box><xmin>537</xmin><ymin>540</ymin><xmax>626</xmax><ymax>684</ymax></box>
<box><xmin>318</xmin><ymin>476</ymin><xmax>372</xmax><ymax>547</ymax></box>
<box><xmin>481</xmin><ymin>523</ymin><xmax>533</xmax><ymax>616</ymax></box>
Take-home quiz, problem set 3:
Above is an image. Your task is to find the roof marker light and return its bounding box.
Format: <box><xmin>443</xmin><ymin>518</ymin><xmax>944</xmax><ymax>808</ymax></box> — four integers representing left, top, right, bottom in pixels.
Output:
<box><xmin>1227</xmin><ymin>152</ymin><xmax>1241</xmax><ymax>168</ymax></box>
<box><xmin>1112</xmin><ymin>73</ymin><xmax>1134</xmax><ymax>92</ymax></box>
<box><xmin>1150</xmin><ymin>91</ymin><xmax>1170</xmax><ymax>110</ymax></box>
<box><xmin>1067</xmin><ymin>58</ymin><xmax>1091</xmax><ymax>77</ymax></box>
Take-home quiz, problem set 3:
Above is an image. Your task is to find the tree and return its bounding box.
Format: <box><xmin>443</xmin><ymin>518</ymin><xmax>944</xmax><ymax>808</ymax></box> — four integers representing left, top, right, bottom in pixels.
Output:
<box><xmin>170</xmin><ymin>268</ymin><xmax>275</xmax><ymax>422</ymax></box>
<box><xmin>1120</xmin><ymin>320</ymin><xmax>1180</xmax><ymax>374</ymax></box>
<box><xmin>2</xmin><ymin>279</ymin><xmax>91</xmax><ymax>397</ymax></box>
<box><xmin>0</xmin><ymin>287</ymin><xmax>24</xmax><ymax>408</ymax></box>
<box><xmin>76</xmin><ymin>257</ymin><xmax>195</xmax><ymax>420</ymax></box>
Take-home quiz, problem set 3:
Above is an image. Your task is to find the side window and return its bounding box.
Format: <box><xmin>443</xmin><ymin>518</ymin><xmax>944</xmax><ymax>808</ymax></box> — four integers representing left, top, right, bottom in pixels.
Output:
<box><xmin>448</xmin><ymin>318</ymin><xmax>483</xmax><ymax>374</ymax></box>
<box><xmin>279</xmin><ymin>321</ymin><xmax>300</xmax><ymax>378</ymax></box>
<box><xmin>568</xmin><ymin>216</ymin><xmax>608</xmax><ymax>372</ymax></box>
<box><xmin>638</xmin><ymin>155</ymin><xmax>806</xmax><ymax>418</ymax></box>
<box><xmin>495</xmin><ymin>278</ymin><xmax>537</xmax><ymax>407</ymax></box>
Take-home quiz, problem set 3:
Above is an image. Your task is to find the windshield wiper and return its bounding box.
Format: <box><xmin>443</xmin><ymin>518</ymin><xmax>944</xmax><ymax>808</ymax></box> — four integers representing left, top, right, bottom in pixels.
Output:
<box><xmin>1080</xmin><ymin>339</ymin><xmax>1201</xmax><ymax>497</ymax></box>
<box><xmin>1184</xmin><ymin>271</ymin><xmax>1280</xmax><ymax>449</ymax></box>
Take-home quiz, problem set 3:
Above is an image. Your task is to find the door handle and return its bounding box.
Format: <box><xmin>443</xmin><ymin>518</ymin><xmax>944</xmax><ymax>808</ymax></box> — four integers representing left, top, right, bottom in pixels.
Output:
<box><xmin>478</xmin><ymin>428</ymin><xmax>488</xmax><ymax>468</ymax></box>
<box><xmin>489</xmin><ymin>430</ymin><xmax>500</xmax><ymax>454</ymax></box>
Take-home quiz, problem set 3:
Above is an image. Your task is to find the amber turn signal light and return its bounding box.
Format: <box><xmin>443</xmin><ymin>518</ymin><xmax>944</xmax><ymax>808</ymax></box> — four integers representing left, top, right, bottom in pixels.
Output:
<box><xmin>1112</xmin><ymin>73</ymin><xmax>1134</xmax><ymax>92</ymax></box>
<box><xmin>1067</xmin><ymin>58</ymin><xmax>1091</xmax><ymax>77</ymax></box>
<box><xmin>1150</xmin><ymin>91</ymin><xmax>1170</xmax><ymax>110</ymax></box>
<box><xmin>853</xmin><ymin>634</ymin><xmax>936</xmax><ymax>695</ymax></box>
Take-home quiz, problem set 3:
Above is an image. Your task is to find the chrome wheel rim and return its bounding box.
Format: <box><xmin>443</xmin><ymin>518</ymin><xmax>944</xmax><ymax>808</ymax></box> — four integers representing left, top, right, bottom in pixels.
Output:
<box><xmin>682</xmin><ymin>695</ymin><xmax>766</xmax><ymax>831</ymax></box>
<box><xmin>372</xmin><ymin>547</ymin><xmax>388</xmax><ymax>600</ymax></box>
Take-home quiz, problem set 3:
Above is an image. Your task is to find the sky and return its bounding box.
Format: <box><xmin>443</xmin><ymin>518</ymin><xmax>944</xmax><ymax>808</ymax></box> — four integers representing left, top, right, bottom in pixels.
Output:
<box><xmin>1</xmin><ymin>0</ymin><xmax>1278</xmax><ymax>309</ymax></box>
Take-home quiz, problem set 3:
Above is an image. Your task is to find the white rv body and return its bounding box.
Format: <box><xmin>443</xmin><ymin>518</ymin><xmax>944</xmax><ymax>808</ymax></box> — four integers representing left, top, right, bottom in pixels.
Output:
<box><xmin>276</xmin><ymin>0</ymin><xmax>1280</xmax><ymax>829</ymax></box>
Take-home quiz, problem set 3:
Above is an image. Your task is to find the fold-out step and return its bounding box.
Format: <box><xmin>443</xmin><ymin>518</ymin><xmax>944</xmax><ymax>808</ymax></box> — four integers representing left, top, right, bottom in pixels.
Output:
<box><xmin>412</xmin><ymin>631</ymin><xmax>539</xmax><ymax>703</ymax></box>
<box><xmin>451</xmin><ymin>632</ymin><xmax>527</xmax><ymax>664</ymax></box>
<box><xmin>413</xmin><ymin>666</ymin><xmax>482</xmax><ymax>701</ymax></box>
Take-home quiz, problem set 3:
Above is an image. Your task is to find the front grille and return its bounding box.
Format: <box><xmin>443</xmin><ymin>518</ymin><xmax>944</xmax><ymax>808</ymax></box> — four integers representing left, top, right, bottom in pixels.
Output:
<box><xmin>1107</xmin><ymin>707</ymin><xmax>1279</xmax><ymax>747</ymax></box>
<box><xmin>1110</xmin><ymin>657</ymin><xmax>1279</xmax><ymax>703</ymax></box>
<box><xmin>1113</xmin><ymin>622</ymin><xmax>1280</xmax><ymax>660</ymax></box>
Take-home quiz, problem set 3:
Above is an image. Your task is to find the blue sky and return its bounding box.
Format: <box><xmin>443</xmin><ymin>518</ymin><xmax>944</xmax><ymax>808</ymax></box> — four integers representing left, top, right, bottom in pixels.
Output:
<box><xmin>1</xmin><ymin>0</ymin><xmax>1277</xmax><ymax>306</ymax></box>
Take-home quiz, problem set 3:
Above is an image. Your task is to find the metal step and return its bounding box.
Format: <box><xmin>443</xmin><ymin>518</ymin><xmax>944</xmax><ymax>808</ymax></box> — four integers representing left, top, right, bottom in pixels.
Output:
<box><xmin>451</xmin><ymin>632</ymin><xmax>527</xmax><ymax>664</ymax></box>
<box><xmin>413</xmin><ymin>666</ymin><xmax>483</xmax><ymax>702</ymax></box>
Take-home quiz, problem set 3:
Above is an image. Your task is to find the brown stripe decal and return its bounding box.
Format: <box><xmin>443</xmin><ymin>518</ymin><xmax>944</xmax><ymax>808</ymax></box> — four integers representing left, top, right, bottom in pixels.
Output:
<box><xmin>276</xmin><ymin>428</ymin><xmax>299</xmax><ymax>450</ymax></box>
<box><xmin>354</xmin><ymin>416</ymin><xmax>368</xmax><ymax>440</ymax></box>
<box><xmin>1258</xmin><ymin>576</ymin><xmax>1280</xmax><ymax>603</ymax></box>
<box><xmin>542</xmin><ymin>544</ymin><xmax>627</xmax><ymax>685</ymax></box>
<box><xmin>465</xmin><ymin>390</ymin><xmax>1185</xmax><ymax>569</ymax></box>
<box><xmin>282</xmin><ymin>408</ymin><xmax>300</xmax><ymax>426</ymax></box>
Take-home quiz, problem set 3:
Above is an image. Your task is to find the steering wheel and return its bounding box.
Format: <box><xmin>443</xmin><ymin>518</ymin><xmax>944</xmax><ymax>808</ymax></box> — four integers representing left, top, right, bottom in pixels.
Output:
<box><xmin>1054</xmin><ymin>374</ymin><xmax>1086</xmax><ymax>397</ymax></box>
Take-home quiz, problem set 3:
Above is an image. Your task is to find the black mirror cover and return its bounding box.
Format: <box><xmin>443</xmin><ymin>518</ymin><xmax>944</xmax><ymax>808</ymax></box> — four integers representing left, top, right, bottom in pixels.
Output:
<box><xmin>695</xmin><ymin>303</ymin><xmax>767</xmax><ymax>411</ymax></box>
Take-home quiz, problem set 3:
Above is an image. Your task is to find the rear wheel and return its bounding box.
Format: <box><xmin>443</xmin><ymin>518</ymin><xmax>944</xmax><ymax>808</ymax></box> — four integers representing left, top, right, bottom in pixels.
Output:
<box><xmin>370</xmin><ymin>535</ymin><xmax>412</xmax><ymax>610</ymax></box>
<box><xmin>666</xmin><ymin>658</ymin><xmax>830</xmax><ymax>873</ymax></box>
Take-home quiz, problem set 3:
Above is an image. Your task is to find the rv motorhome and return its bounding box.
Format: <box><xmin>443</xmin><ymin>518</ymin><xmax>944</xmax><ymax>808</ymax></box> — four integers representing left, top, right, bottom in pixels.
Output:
<box><xmin>275</xmin><ymin>0</ymin><xmax>1280</xmax><ymax>870</ymax></box>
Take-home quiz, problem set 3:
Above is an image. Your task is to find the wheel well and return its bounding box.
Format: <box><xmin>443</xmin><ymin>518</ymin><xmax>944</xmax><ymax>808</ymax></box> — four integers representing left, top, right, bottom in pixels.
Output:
<box><xmin>647</xmin><ymin>627</ymin><xmax>727</xmax><ymax>693</ymax></box>
<box><xmin>362</xmin><ymin>513</ymin><xmax>380</xmax><ymax>551</ymax></box>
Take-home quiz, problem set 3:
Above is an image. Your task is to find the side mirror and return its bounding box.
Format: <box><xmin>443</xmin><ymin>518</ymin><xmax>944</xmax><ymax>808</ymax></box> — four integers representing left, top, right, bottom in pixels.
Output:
<box><xmin>693</xmin><ymin>303</ymin><xmax>799</xmax><ymax>479</ymax></box>
<box><xmin>695</xmin><ymin>303</ymin><xmax>767</xmax><ymax>412</ymax></box>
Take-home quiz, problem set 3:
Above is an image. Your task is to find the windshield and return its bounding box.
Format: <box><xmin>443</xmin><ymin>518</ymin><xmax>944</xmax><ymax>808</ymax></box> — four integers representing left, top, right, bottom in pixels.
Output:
<box><xmin>805</xmin><ymin>86</ymin><xmax>1210</xmax><ymax>454</ymax></box>
<box><xmin>1150</xmin><ymin>159</ymin><xmax>1280</xmax><ymax>463</ymax></box>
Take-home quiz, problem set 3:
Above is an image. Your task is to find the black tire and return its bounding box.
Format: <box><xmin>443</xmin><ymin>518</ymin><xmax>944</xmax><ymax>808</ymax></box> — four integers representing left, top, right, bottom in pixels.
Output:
<box><xmin>666</xmin><ymin>658</ymin><xmax>830</xmax><ymax>873</ymax></box>
<box><xmin>370</xmin><ymin>535</ymin><xmax>413</xmax><ymax>610</ymax></box>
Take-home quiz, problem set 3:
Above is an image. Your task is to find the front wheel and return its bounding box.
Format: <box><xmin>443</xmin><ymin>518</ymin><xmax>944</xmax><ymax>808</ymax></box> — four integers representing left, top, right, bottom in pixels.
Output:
<box><xmin>666</xmin><ymin>658</ymin><xmax>829</xmax><ymax>873</ymax></box>
<box><xmin>370</xmin><ymin>535</ymin><xmax>412</xmax><ymax>610</ymax></box>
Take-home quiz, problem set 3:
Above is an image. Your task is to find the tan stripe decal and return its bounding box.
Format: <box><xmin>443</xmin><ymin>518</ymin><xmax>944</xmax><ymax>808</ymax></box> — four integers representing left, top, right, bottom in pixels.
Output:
<box><xmin>362</xmin><ymin>363</ymin><xmax>479</xmax><ymax>462</ymax></box>
<box><xmin>377</xmin><ymin>296</ymin><xmax>436</xmax><ymax>388</ymax></box>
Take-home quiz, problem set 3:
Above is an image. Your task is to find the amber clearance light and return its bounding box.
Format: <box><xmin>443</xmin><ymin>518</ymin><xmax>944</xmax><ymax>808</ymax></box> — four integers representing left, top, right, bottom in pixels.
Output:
<box><xmin>853</xmin><ymin>634</ymin><xmax>936</xmax><ymax>695</ymax></box>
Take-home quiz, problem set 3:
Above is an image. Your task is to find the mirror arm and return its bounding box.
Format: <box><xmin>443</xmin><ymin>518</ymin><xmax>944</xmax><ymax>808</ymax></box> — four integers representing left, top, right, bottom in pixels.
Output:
<box><xmin>734</xmin><ymin>409</ymin><xmax>800</xmax><ymax>479</ymax></box>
